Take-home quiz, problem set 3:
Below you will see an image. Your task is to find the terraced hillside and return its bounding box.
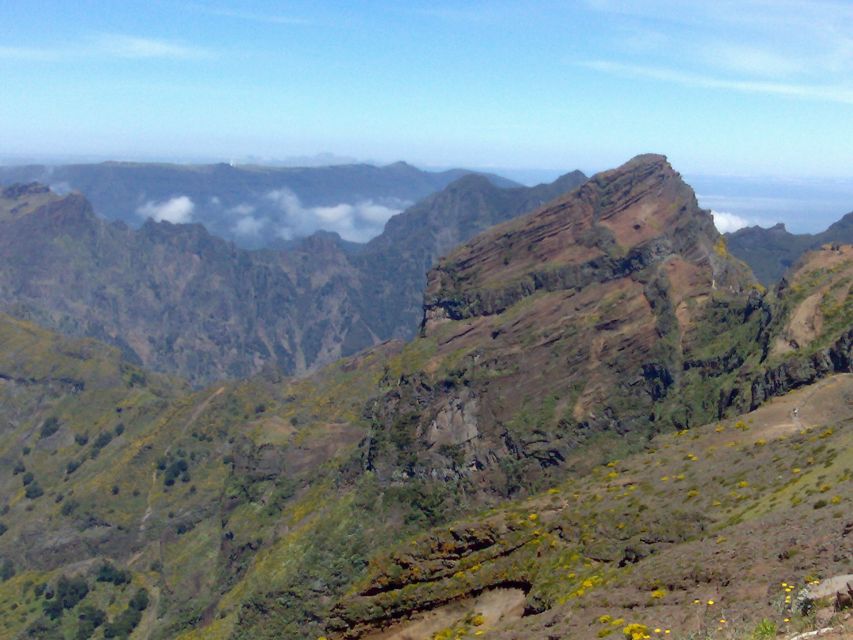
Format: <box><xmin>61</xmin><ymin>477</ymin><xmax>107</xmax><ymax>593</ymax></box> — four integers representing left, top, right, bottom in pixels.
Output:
<box><xmin>0</xmin><ymin>155</ymin><xmax>850</xmax><ymax>640</ymax></box>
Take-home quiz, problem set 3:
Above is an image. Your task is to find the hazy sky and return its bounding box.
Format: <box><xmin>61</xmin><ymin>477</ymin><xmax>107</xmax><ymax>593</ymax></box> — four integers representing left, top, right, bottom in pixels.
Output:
<box><xmin>2</xmin><ymin>0</ymin><xmax>852</xmax><ymax>180</ymax></box>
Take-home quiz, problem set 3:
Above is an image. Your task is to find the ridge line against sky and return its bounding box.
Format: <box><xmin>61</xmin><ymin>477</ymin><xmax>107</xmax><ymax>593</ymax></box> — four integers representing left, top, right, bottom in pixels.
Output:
<box><xmin>0</xmin><ymin>0</ymin><xmax>851</xmax><ymax>180</ymax></box>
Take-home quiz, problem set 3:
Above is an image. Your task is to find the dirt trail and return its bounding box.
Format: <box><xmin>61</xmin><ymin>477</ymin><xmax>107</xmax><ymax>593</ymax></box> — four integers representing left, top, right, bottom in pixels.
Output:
<box><xmin>139</xmin><ymin>386</ymin><xmax>225</xmax><ymax>533</ymax></box>
<box><xmin>747</xmin><ymin>374</ymin><xmax>853</xmax><ymax>442</ymax></box>
<box><xmin>128</xmin><ymin>386</ymin><xmax>225</xmax><ymax>638</ymax></box>
<box><xmin>131</xmin><ymin>584</ymin><xmax>160</xmax><ymax>640</ymax></box>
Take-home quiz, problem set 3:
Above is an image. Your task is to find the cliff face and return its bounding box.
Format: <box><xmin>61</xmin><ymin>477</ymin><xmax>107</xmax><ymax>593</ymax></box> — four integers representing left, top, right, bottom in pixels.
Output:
<box><xmin>747</xmin><ymin>243</ymin><xmax>853</xmax><ymax>407</ymax></box>
<box><xmin>356</xmin><ymin>155</ymin><xmax>757</xmax><ymax>495</ymax></box>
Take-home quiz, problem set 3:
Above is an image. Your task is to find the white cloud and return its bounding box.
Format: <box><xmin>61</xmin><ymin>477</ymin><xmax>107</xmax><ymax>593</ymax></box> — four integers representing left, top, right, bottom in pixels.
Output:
<box><xmin>701</xmin><ymin>43</ymin><xmax>804</xmax><ymax>78</ymax></box>
<box><xmin>94</xmin><ymin>34</ymin><xmax>212</xmax><ymax>60</ymax></box>
<box><xmin>266</xmin><ymin>188</ymin><xmax>403</xmax><ymax>242</ymax></box>
<box><xmin>0</xmin><ymin>34</ymin><xmax>212</xmax><ymax>62</ymax></box>
<box><xmin>581</xmin><ymin>60</ymin><xmax>853</xmax><ymax>105</ymax></box>
<box><xmin>711</xmin><ymin>210</ymin><xmax>750</xmax><ymax>233</ymax></box>
<box><xmin>197</xmin><ymin>6</ymin><xmax>310</xmax><ymax>25</ymax></box>
<box><xmin>137</xmin><ymin>196</ymin><xmax>195</xmax><ymax>223</ymax></box>
<box><xmin>233</xmin><ymin>216</ymin><xmax>265</xmax><ymax>236</ymax></box>
<box><xmin>0</xmin><ymin>45</ymin><xmax>58</xmax><ymax>61</ymax></box>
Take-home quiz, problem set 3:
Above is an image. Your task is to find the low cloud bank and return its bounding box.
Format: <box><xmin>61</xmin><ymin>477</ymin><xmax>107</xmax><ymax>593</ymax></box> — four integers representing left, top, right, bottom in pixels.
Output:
<box><xmin>266</xmin><ymin>188</ymin><xmax>404</xmax><ymax>242</ymax></box>
<box><xmin>711</xmin><ymin>210</ymin><xmax>750</xmax><ymax>233</ymax></box>
<box><xmin>137</xmin><ymin>196</ymin><xmax>195</xmax><ymax>223</ymax></box>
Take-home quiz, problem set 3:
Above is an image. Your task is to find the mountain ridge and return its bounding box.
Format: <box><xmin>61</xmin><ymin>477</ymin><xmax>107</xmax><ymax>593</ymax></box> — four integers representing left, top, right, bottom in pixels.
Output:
<box><xmin>0</xmin><ymin>170</ymin><xmax>587</xmax><ymax>384</ymax></box>
<box><xmin>726</xmin><ymin>211</ymin><xmax>853</xmax><ymax>284</ymax></box>
<box><xmin>0</xmin><ymin>161</ymin><xmax>521</xmax><ymax>248</ymax></box>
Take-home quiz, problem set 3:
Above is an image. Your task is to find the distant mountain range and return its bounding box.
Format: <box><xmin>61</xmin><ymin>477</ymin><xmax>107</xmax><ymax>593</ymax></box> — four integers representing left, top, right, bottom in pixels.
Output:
<box><xmin>0</xmin><ymin>171</ymin><xmax>586</xmax><ymax>384</ymax></box>
<box><xmin>0</xmin><ymin>161</ymin><xmax>519</xmax><ymax>247</ymax></box>
<box><xmin>725</xmin><ymin>211</ymin><xmax>853</xmax><ymax>284</ymax></box>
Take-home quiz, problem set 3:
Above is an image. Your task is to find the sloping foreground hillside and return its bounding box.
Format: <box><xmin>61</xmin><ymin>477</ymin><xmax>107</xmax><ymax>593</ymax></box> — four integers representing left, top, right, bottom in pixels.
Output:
<box><xmin>0</xmin><ymin>156</ymin><xmax>850</xmax><ymax>640</ymax></box>
<box><xmin>329</xmin><ymin>373</ymin><xmax>853</xmax><ymax>640</ymax></box>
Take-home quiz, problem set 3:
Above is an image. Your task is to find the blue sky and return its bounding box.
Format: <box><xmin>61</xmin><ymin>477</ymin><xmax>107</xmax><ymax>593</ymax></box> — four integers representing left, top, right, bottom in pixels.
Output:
<box><xmin>1</xmin><ymin>1</ymin><xmax>852</xmax><ymax>229</ymax></box>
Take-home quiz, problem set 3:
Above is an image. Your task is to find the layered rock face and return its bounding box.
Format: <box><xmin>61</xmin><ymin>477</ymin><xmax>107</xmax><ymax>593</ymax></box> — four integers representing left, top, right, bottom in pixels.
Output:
<box><xmin>358</xmin><ymin>155</ymin><xmax>756</xmax><ymax>493</ymax></box>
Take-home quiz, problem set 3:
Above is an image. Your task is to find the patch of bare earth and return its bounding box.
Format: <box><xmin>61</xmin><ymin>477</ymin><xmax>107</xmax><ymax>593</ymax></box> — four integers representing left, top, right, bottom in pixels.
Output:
<box><xmin>362</xmin><ymin>588</ymin><xmax>526</xmax><ymax>640</ymax></box>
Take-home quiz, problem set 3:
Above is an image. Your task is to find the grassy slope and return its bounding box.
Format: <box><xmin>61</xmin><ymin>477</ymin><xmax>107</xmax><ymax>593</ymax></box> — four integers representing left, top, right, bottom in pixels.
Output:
<box><xmin>332</xmin><ymin>374</ymin><xmax>852</xmax><ymax>640</ymax></box>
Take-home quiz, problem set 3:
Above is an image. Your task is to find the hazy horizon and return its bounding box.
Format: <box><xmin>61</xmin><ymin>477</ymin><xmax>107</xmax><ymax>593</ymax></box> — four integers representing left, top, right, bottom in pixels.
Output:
<box><xmin>2</xmin><ymin>1</ymin><xmax>852</xmax><ymax>178</ymax></box>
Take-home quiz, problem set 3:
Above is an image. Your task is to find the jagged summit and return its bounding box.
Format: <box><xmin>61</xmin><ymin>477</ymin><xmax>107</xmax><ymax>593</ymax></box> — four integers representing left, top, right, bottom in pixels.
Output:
<box><xmin>423</xmin><ymin>154</ymin><xmax>753</xmax><ymax>330</ymax></box>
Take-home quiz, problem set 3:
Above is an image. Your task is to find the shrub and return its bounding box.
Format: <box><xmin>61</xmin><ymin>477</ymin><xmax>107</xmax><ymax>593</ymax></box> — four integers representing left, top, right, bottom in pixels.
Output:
<box><xmin>92</xmin><ymin>431</ymin><xmax>113</xmax><ymax>450</ymax></box>
<box><xmin>0</xmin><ymin>522</ymin><xmax>6</xmax><ymax>536</ymax></box>
<box><xmin>75</xmin><ymin>603</ymin><xmax>107</xmax><ymax>639</ymax></box>
<box><xmin>56</xmin><ymin>574</ymin><xmax>89</xmax><ymax>609</ymax></box>
<box><xmin>129</xmin><ymin>588</ymin><xmax>149</xmax><ymax>611</ymax></box>
<box><xmin>114</xmin><ymin>423</ymin><xmax>125</xmax><ymax>436</ymax></box>
<box><xmin>43</xmin><ymin>597</ymin><xmax>64</xmax><ymax>620</ymax></box>
<box><xmin>66</xmin><ymin>460</ymin><xmax>81</xmax><ymax>474</ymax></box>
<box><xmin>61</xmin><ymin>500</ymin><xmax>79</xmax><ymax>516</ymax></box>
<box><xmin>96</xmin><ymin>562</ymin><xmax>131</xmax><ymax>586</ymax></box>
<box><xmin>163</xmin><ymin>459</ymin><xmax>189</xmax><ymax>487</ymax></box>
<box><xmin>74</xmin><ymin>433</ymin><xmax>89</xmax><ymax>446</ymax></box>
<box><xmin>77</xmin><ymin>604</ymin><xmax>106</xmax><ymax>627</ymax></box>
<box><xmin>22</xmin><ymin>471</ymin><xmax>34</xmax><ymax>486</ymax></box>
<box><xmin>102</xmin><ymin>606</ymin><xmax>142</xmax><ymax>638</ymax></box>
<box><xmin>751</xmin><ymin>619</ymin><xmax>777</xmax><ymax>639</ymax></box>
<box><xmin>25</xmin><ymin>482</ymin><xmax>44</xmax><ymax>499</ymax></box>
<box><xmin>40</xmin><ymin>417</ymin><xmax>60</xmax><ymax>439</ymax></box>
<box><xmin>0</xmin><ymin>557</ymin><xmax>14</xmax><ymax>581</ymax></box>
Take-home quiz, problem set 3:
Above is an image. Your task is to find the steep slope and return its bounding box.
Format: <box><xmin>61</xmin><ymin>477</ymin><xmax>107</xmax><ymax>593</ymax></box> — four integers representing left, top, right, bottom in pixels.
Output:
<box><xmin>355</xmin><ymin>155</ymin><xmax>756</xmax><ymax>495</ymax></box>
<box><xmin>329</xmin><ymin>374</ymin><xmax>853</xmax><ymax>640</ymax></box>
<box><xmin>0</xmin><ymin>161</ymin><xmax>519</xmax><ymax>249</ymax></box>
<box><xmin>727</xmin><ymin>211</ymin><xmax>853</xmax><ymax>285</ymax></box>
<box><xmin>0</xmin><ymin>173</ymin><xmax>585</xmax><ymax>384</ymax></box>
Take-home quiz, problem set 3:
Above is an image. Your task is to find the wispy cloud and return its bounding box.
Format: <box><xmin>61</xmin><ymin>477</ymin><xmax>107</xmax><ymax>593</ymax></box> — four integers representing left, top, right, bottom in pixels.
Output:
<box><xmin>198</xmin><ymin>6</ymin><xmax>310</xmax><ymax>26</ymax></box>
<box><xmin>0</xmin><ymin>34</ymin><xmax>213</xmax><ymax>62</ymax></box>
<box><xmin>94</xmin><ymin>34</ymin><xmax>212</xmax><ymax>60</ymax></box>
<box><xmin>584</xmin><ymin>0</ymin><xmax>853</xmax><ymax>105</ymax></box>
<box><xmin>700</xmin><ymin>43</ymin><xmax>805</xmax><ymax>78</ymax></box>
<box><xmin>266</xmin><ymin>188</ymin><xmax>403</xmax><ymax>242</ymax></box>
<box><xmin>581</xmin><ymin>60</ymin><xmax>853</xmax><ymax>105</ymax></box>
<box><xmin>0</xmin><ymin>45</ymin><xmax>59</xmax><ymax>61</ymax></box>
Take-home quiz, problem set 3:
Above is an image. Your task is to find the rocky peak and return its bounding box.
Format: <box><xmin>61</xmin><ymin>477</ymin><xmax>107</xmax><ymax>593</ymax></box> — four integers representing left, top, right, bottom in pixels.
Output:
<box><xmin>422</xmin><ymin>154</ymin><xmax>752</xmax><ymax>330</ymax></box>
